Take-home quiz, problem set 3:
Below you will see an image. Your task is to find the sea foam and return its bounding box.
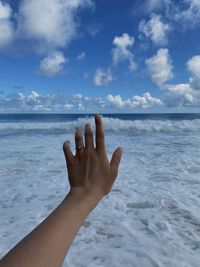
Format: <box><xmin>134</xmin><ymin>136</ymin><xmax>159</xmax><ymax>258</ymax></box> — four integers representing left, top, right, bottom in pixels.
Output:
<box><xmin>1</xmin><ymin>117</ymin><xmax>200</xmax><ymax>133</ymax></box>
<box><xmin>1</xmin><ymin>114</ymin><xmax>200</xmax><ymax>267</ymax></box>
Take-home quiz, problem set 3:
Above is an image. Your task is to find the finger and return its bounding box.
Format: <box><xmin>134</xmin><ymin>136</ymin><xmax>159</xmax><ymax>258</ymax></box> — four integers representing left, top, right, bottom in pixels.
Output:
<box><xmin>63</xmin><ymin>141</ymin><xmax>74</xmax><ymax>164</ymax></box>
<box><xmin>84</xmin><ymin>123</ymin><xmax>94</xmax><ymax>150</ymax></box>
<box><xmin>110</xmin><ymin>147</ymin><xmax>123</xmax><ymax>176</ymax></box>
<box><xmin>75</xmin><ymin>128</ymin><xmax>84</xmax><ymax>159</ymax></box>
<box><xmin>95</xmin><ymin>114</ymin><xmax>105</xmax><ymax>153</ymax></box>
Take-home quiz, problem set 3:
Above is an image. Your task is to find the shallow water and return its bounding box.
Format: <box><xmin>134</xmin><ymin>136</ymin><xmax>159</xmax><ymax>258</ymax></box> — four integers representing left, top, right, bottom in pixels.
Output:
<box><xmin>0</xmin><ymin>114</ymin><xmax>200</xmax><ymax>266</ymax></box>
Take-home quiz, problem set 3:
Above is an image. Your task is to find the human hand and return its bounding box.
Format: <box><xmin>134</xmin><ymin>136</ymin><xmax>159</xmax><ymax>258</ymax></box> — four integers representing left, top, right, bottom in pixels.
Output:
<box><xmin>63</xmin><ymin>114</ymin><xmax>123</xmax><ymax>207</ymax></box>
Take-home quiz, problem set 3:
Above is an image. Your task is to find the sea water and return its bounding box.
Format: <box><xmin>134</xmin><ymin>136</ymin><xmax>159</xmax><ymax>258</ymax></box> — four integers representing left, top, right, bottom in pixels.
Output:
<box><xmin>0</xmin><ymin>113</ymin><xmax>200</xmax><ymax>267</ymax></box>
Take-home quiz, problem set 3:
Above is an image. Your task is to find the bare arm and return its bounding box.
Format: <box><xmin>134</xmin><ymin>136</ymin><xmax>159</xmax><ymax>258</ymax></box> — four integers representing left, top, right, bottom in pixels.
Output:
<box><xmin>0</xmin><ymin>114</ymin><xmax>123</xmax><ymax>267</ymax></box>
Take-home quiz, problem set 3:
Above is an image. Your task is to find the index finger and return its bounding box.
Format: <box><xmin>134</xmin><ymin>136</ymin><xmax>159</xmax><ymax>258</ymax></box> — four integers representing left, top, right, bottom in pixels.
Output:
<box><xmin>95</xmin><ymin>114</ymin><xmax>105</xmax><ymax>153</ymax></box>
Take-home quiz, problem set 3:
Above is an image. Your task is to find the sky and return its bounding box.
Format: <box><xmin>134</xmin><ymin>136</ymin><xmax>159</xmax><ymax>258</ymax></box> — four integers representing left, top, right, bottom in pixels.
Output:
<box><xmin>1</xmin><ymin>0</ymin><xmax>200</xmax><ymax>113</ymax></box>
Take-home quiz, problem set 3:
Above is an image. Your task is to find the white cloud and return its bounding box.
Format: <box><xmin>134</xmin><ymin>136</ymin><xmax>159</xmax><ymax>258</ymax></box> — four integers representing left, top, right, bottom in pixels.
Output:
<box><xmin>106</xmin><ymin>95</ymin><xmax>127</xmax><ymax>108</ymax></box>
<box><xmin>77</xmin><ymin>52</ymin><xmax>86</xmax><ymax>61</ymax></box>
<box><xmin>39</xmin><ymin>51</ymin><xmax>66</xmax><ymax>76</ymax></box>
<box><xmin>163</xmin><ymin>55</ymin><xmax>200</xmax><ymax>107</ymax></box>
<box><xmin>0</xmin><ymin>1</ymin><xmax>11</xmax><ymax>19</ymax></box>
<box><xmin>64</xmin><ymin>103</ymin><xmax>74</xmax><ymax>110</ymax></box>
<box><xmin>174</xmin><ymin>0</ymin><xmax>200</xmax><ymax>28</ymax></box>
<box><xmin>134</xmin><ymin>1</ymin><xmax>200</xmax><ymax>30</ymax></box>
<box><xmin>12</xmin><ymin>91</ymin><xmax>46</xmax><ymax>111</ymax></box>
<box><xmin>0</xmin><ymin>1</ymin><xmax>14</xmax><ymax>49</ymax></box>
<box><xmin>145</xmin><ymin>48</ymin><xmax>173</xmax><ymax>87</ymax></box>
<box><xmin>167</xmin><ymin>83</ymin><xmax>191</xmax><ymax>94</ymax></box>
<box><xmin>139</xmin><ymin>14</ymin><xmax>170</xmax><ymax>45</ymax></box>
<box><xmin>131</xmin><ymin>92</ymin><xmax>163</xmax><ymax>108</ymax></box>
<box><xmin>17</xmin><ymin>0</ymin><xmax>94</xmax><ymax>52</ymax></box>
<box><xmin>164</xmin><ymin>83</ymin><xmax>199</xmax><ymax>107</ymax></box>
<box><xmin>187</xmin><ymin>55</ymin><xmax>200</xmax><ymax>90</ymax></box>
<box><xmin>133</xmin><ymin>0</ymin><xmax>200</xmax><ymax>30</ymax></box>
<box><xmin>112</xmin><ymin>33</ymin><xmax>137</xmax><ymax>72</ymax></box>
<box><xmin>0</xmin><ymin>91</ymin><xmax>163</xmax><ymax>112</ymax></box>
<box><xmin>72</xmin><ymin>93</ymin><xmax>83</xmax><ymax>100</ymax></box>
<box><xmin>93</xmin><ymin>68</ymin><xmax>114</xmax><ymax>86</ymax></box>
<box><xmin>107</xmin><ymin>92</ymin><xmax>163</xmax><ymax>109</ymax></box>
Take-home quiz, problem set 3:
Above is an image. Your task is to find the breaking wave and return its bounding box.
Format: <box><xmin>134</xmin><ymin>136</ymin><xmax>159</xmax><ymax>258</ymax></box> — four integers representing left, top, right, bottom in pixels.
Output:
<box><xmin>1</xmin><ymin>117</ymin><xmax>200</xmax><ymax>133</ymax></box>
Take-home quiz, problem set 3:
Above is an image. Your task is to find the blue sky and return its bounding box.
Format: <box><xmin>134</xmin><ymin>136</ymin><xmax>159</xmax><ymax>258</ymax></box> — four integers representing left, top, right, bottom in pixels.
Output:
<box><xmin>1</xmin><ymin>0</ymin><xmax>200</xmax><ymax>113</ymax></box>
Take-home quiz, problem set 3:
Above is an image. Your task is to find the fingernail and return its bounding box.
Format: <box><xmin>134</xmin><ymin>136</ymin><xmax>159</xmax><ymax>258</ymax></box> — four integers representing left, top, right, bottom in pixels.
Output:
<box><xmin>76</xmin><ymin>128</ymin><xmax>81</xmax><ymax>134</ymax></box>
<box><xmin>85</xmin><ymin>123</ymin><xmax>91</xmax><ymax>129</ymax></box>
<box><xmin>119</xmin><ymin>147</ymin><xmax>123</xmax><ymax>153</ymax></box>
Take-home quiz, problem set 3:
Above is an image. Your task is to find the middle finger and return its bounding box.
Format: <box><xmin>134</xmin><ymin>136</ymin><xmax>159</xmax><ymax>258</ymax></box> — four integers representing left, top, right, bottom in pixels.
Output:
<box><xmin>84</xmin><ymin>123</ymin><xmax>94</xmax><ymax>151</ymax></box>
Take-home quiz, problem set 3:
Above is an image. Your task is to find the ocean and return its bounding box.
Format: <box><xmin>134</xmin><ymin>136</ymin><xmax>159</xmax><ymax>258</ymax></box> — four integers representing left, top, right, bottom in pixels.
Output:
<box><xmin>0</xmin><ymin>113</ymin><xmax>200</xmax><ymax>267</ymax></box>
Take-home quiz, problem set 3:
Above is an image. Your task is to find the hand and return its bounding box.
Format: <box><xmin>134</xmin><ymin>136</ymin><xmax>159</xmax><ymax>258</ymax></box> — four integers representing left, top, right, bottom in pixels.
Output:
<box><xmin>63</xmin><ymin>114</ymin><xmax>123</xmax><ymax>207</ymax></box>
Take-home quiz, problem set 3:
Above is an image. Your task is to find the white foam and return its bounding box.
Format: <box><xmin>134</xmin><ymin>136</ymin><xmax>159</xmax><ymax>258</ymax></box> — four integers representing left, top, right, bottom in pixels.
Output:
<box><xmin>1</xmin><ymin>117</ymin><xmax>200</xmax><ymax>133</ymax></box>
<box><xmin>1</xmin><ymin>120</ymin><xmax>200</xmax><ymax>266</ymax></box>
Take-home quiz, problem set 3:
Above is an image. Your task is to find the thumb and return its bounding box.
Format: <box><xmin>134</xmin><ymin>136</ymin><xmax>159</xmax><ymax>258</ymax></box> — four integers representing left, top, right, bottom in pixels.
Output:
<box><xmin>110</xmin><ymin>147</ymin><xmax>123</xmax><ymax>176</ymax></box>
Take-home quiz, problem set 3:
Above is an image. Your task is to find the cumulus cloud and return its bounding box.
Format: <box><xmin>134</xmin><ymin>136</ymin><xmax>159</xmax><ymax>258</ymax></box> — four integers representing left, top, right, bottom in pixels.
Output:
<box><xmin>0</xmin><ymin>1</ymin><xmax>14</xmax><ymax>49</ymax></box>
<box><xmin>0</xmin><ymin>0</ymin><xmax>95</xmax><ymax>77</ymax></box>
<box><xmin>17</xmin><ymin>0</ymin><xmax>94</xmax><ymax>52</ymax></box>
<box><xmin>0</xmin><ymin>91</ymin><xmax>163</xmax><ymax>112</ymax></box>
<box><xmin>93</xmin><ymin>68</ymin><xmax>114</xmax><ymax>86</ymax></box>
<box><xmin>163</xmin><ymin>54</ymin><xmax>200</xmax><ymax>107</ymax></box>
<box><xmin>174</xmin><ymin>0</ymin><xmax>200</xmax><ymax>28</ymax></box>
<box><xmin>39</xmin><ymin>51</ymin><xmax>66</xmax><ymax>76</ymax></box>
<box><xmin>112</xmin><ymin>33</ymin><xmax>137</xmax><ymax>72</ymax></box>
<box><xmin>145</xmin><ymin>48</ymin><xmax>173</xmax><ymax>87</ymax></box>
<box><xmin>133</xmin><ymin>0</ymin><xmax>200</xmax><ymax>30</ymax></box>
<box><xmin>163</xmin><ymin>83</ymin><xmax>200</xmax><ymax>107</ymax></box>
<box><xmin>187</xmin><ymin>55</ymin><xmax>200</xmax><ymax>90</ymax></box>
<box><xmin>139</xmin><ymin>14</ymin><xmax>170</xmax><ymax>45</ymax></box>
<box><xmin>107</xmin><ymin>92</ymin><xmax>163</xmax><ymax>109</ymax></box>
<box><xmin>0</xmin><ymin>91</ymin><xmax>75</xmax><ymax>112</ymax></box>
<box><xmin>106</xmin><ymin>95</ymin><xmax>127</xmax><ymax>108</ymax></box>
<box><xmin>77</xmin><ymin>52</ymin><xmax>86</xmax><ymax>61</ymax></box>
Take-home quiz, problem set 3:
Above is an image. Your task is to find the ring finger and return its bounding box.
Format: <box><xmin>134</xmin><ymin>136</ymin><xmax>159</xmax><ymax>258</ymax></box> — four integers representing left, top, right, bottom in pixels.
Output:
<box><xmin>75</xmin><ymin>128</ymin><xmax>84</xmax><ymax>160</ymax></box>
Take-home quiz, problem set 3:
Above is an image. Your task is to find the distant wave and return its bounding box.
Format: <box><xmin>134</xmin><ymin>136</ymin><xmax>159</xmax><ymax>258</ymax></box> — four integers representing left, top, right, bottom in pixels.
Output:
<box><xmin>1</xmin><ymin>117</ymin><xmax>200</xmax><ymax>133</ymax></box>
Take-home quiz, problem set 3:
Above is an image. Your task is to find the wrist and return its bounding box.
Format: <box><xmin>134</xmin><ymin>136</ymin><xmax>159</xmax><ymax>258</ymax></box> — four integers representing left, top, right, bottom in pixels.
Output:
<box><xmin>67</xmin><ymin>188</ymin><xmax>103</xmax><ymax>211</ymax></box>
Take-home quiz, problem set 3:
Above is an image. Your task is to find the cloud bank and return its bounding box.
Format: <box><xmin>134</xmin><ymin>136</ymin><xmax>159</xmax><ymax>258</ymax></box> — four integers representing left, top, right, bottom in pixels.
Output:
<box><xmin>107</xmin><ymin>92</ymin><xmax>162</xmax><ymax>109</ymax></box>
<box><xmin>0</xmin><ymin>91</ymin><xmax>162</xmax><ymax>113</ymax></box>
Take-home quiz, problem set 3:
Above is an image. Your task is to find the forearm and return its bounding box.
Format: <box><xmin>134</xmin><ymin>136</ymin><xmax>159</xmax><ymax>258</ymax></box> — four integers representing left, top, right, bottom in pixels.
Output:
<box><xmin>1</xmin><ymin>190</ymin><xmax>98</xmax><ymax>267</ymax></box>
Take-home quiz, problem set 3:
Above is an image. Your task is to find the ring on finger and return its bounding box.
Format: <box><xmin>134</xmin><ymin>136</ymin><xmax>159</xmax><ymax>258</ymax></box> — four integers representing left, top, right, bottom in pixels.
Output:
<box><xmin>76</xmin><ymin>146</ymin><xmax>83</xmax><ymax>151</ymax></box>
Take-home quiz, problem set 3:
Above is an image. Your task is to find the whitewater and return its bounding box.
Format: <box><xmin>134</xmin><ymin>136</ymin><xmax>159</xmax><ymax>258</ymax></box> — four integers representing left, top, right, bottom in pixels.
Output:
<box><xmin>0</xmin><ymin>114</ymin><xmax>200</xmax><ymax>267</ymax></box>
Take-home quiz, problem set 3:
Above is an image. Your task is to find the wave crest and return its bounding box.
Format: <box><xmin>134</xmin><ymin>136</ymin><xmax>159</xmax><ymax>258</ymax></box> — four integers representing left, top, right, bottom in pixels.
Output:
<box><xmin>1</xmin><ymin>117</ymin><xmax>200</xmax><ymax>133</ymax></box>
